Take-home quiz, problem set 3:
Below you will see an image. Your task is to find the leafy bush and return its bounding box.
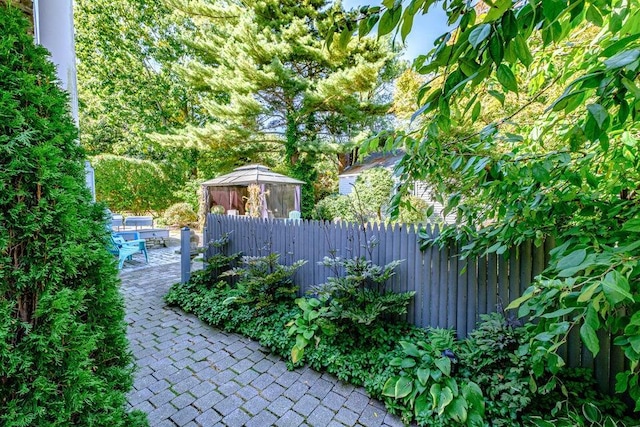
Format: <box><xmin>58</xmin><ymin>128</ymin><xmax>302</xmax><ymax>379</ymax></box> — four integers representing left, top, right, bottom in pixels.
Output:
<box><xmin>0</xmin><ymin>7</ymin><xmax>144</xmax><ymax>426</ymax></box>
<box><xmin>92</xmin><ymin>154</ymin><xmax>176</xmax><ymax>214</ymax></box>
<box><xmin>314</xmin><ymin>194</ymin><xmax>355</xmax><ymax>221</ymax></box>
<box><xmin>163</xmin><ymin>202</ymin><xmax>197</xmax><ymax>227</ymax></box>
<box><xmin>221</xmin><ymin>253</ymin><xmax>306</xmax><ymax>311</ymax></box>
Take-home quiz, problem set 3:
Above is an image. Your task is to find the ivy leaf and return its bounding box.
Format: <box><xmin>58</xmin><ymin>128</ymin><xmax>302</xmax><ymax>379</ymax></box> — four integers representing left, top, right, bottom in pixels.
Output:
<box><xmin>604</xmin><ymin>49</ymin><xmax>640</xmax><ymax>70</ymax></box>
<box><xmin>601</xmin><ymin>270</ymin><xmax>632</xmax><ymax>305</ymax></box>
<box><xmin>497</xmin><ymin>64</ymin><xmax>518</xmax><ymax>93</ymax></box>
<box><xmin>469</xmin><ymin>24</ymin><xmax>491</xmax><ymax>48</ymax></box>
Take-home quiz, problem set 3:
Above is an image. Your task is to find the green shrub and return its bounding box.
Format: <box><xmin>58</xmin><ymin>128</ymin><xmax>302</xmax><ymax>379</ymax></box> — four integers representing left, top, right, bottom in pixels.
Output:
<box><xmin>163</xmin><ymin>202</ymin><xmax>197</xmax><ymax>227</ymax></box>
<box><xmin>92</xmin><ymin>154</ymin><xmax>175</xmax><ymax>214</ymax></box>
<box><xmin>314</xmin><ymin>194</ymin><xmax>354</xmax><ymax>221</ymax></box>
<box><xmin>221</xmin><ymin>253</ymin><xmax>306</xmax><ymax>311</ymax></box>
<box><xmin>0</xmin><ymin>7</ymin><xmax>144</xmax><ymax>426</ymax></box>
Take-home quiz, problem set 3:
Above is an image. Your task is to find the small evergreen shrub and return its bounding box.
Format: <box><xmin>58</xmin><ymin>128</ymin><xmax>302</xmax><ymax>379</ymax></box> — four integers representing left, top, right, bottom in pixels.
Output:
<box><xmin>163</xmin><ymin>202</ymin><xmax>197</xmax><ymax>227</ymax></box>
<box><xmin>0</xmin><ymin>6</ymin><xmax>144</xmax><ymax>426</ymax></box>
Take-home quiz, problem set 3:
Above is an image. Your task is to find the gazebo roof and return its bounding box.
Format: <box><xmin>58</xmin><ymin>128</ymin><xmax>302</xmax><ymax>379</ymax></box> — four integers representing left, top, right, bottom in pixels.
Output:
<box><xmin>201</xmin><ymin>164</ymin><xmax>305</xmax><ymax>187</ymax></box>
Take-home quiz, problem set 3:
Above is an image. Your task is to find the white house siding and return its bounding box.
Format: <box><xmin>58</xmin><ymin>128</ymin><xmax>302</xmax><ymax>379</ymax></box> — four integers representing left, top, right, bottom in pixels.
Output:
<box><xmin>338</xmin><ymin>175</ymin><xmax>358</xmax><ymax>195</ymax></box>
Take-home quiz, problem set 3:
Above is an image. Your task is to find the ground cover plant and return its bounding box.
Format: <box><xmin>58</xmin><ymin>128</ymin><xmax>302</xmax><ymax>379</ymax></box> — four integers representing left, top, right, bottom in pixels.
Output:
<box><xmin>0</xmin><ymin>6</ymin><xmax>144</xmax><ymax>426</ymax></box>
<box><xmin>165</xmin><ymin>235</ymin><xmax>633</xmax><ymax>425</ymax></box>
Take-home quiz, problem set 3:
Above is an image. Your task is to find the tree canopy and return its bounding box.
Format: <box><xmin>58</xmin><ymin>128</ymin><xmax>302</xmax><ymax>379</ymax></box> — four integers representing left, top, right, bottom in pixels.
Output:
<box><xmin>157</xmin><ymin>0</ymin><xmax>401</xmax><ymax>215</ymax></box>
<box><xmin>332</xmin><ymin>0</ymin><xmax>640</xmax><ymax>408</ymax></box>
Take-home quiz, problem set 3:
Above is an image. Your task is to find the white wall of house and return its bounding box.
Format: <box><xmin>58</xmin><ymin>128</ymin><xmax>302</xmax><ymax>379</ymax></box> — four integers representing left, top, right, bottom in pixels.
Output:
<box><xmin>338</xmin><ymin>175</ymin><xmax>358</xmax><ymax>195</ymax></box>
<box><xmin>33</xmin><ymin>0</ymin><xmax>95</xmax><ymax>199</ymax></box>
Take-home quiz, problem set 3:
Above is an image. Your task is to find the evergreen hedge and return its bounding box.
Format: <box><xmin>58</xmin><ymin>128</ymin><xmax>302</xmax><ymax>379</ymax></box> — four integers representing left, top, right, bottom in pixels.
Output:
<box><xmin>0</xmin><ymin>6</ymin><xmax>145</xmax><ymax>426</ymax></box>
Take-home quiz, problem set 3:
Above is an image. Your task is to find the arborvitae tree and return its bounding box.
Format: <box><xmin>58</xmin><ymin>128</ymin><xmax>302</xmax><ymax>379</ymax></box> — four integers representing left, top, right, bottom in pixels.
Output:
<box><xmin>160</xmin><ymin>0</ymin><xmax>400</xmax><ymax>216</ymax></box>
<box><xmin>0</xmin><ymin>7</ymin><xmax>144</xmax><ymax>426</ymax></box>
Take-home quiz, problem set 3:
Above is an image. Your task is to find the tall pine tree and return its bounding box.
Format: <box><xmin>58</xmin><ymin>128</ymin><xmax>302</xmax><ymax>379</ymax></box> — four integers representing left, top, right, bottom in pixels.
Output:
<box><xmin>0</xmin><ymin>6</ymin><xmax>144</xmax><ymax>426</ymax></box>
<box><xmin>160</xmin><ymin>0</ymin><xmax>399</xmax><ymax>215</ymax></box>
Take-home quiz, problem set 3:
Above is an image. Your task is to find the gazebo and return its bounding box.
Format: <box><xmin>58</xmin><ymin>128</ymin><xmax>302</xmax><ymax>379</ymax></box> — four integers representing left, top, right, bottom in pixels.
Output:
<box><xmin>201</xmin><ymin>165</ymin><xmax>304</xmax><ymax>219</ymax></box>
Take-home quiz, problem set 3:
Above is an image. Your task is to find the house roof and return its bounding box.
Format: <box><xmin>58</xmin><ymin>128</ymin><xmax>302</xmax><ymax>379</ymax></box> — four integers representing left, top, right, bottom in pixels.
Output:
<box><xmin>201</xmin><ymin>164</ymin><xmax>305</xmax><ymax>187</ymax></box>
<box><xmin>339</xmin><ymin>152</ymin><xmax>404</xmax><ymax>177</ymax></box>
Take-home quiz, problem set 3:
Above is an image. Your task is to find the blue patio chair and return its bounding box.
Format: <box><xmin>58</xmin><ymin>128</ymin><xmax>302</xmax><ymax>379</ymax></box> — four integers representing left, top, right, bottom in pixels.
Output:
<box><xmin>288</xmin><ymin>210</ymin><xmax>301</xmax><ymax>221</ymax></box>
<box><xmin>108</xmin><ymin>233</ymin><xmax>148</xmax><ymax>269</ymax></box>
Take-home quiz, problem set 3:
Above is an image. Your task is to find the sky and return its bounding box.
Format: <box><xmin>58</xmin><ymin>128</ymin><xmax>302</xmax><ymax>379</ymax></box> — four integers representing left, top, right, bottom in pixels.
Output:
<box><xmin>341</xmin><ymin>0</ymin><xmax>451</xmax><ymax>61</ymax></box>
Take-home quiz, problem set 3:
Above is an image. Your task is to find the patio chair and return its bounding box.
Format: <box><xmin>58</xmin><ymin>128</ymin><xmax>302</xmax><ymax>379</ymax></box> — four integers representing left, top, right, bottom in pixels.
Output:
<box><xmin>288</xmin><ymin>210</ymin><xmax>301</xmax><ymax>223</ymax></box>
<box><xmin>108</xmin><ymin>233</ymin><xmax>148</xmax><ymax>269</ymax></box>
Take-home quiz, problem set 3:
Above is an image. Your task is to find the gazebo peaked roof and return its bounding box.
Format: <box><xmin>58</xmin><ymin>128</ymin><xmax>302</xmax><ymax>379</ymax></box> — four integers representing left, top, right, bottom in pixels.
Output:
<box><xmin>201</xmin><ymin>164</ymin><xmax>305</xmax><ymax>187</ymax></box>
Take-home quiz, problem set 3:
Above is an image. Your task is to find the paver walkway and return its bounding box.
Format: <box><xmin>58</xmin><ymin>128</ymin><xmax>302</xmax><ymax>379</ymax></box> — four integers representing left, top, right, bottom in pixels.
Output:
<box><xmin>121</xmin><ymin>259</ymin><xmax>404</xmax><ymax>427</ymax></box>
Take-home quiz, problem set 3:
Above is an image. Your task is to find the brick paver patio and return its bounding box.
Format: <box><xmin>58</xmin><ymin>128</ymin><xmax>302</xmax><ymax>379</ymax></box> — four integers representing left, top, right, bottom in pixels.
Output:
<box><xmin>120</xmin><ymin>259</ymin><xmax>405</xmax><ymax>426</ymax></box>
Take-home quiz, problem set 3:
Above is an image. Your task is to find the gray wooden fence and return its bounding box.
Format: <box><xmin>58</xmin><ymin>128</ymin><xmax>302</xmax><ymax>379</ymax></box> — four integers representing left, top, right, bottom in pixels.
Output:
<box><xmin>204</xmin><ymin>214</ymin><xmax>625</xmax><ymax>393</ymax></box>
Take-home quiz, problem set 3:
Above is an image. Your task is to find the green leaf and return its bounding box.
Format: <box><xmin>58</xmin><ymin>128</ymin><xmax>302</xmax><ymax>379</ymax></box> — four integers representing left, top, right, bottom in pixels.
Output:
<box><xmin>601</xmin><ymin>270</ymin><xmax>632</xmax><ymax>305</ymax></box>
<box><xmin>577</xmin><ymin>282</ymin><xmax>601</xmax><ymax>303</ymax></box>
<box><xmin>585</xmin><ymin>5</ymin><xmax>603</xmax><ymax>27</ymax></box>
<box><xmin>587</xmin><ymin>104</ymin><xmax>608</xmax><ymax>129</ymax></box>
<box><xmin>488</xmin><ymin>89</ymin><xmax>505</xmax><ymax>106</ymax></box>
<box><xmin>556</xmin><ymin>249</ymin><xmax>586</xmax><ymax>270</ymax></box>
<box><xmin>400</xmin><ymin>357</ymin><xmax>417</xmax><ymax>369</ymax></box>
<box><xmin>436</xmin><ymin>387</ymin><xmax>454</xmax><ymax>415</ymax></box>
<box><xmin>435</xmin><ymin>357</ymin><xmax>451</xmax><ymax>376</ymax></box>
<box><xmin>417</xmin><ymin>368</ymin><xmax>430</xmax><ymax>386</ymax></box>
<box><xmin>471</xmin><ymin>101</ymin><xmax>481</xmax><ymax>121</ymax></box>
<box><xmin>382</xmin><ymin>377</ymin><xmax>399</xmax><ymax>397</ymax></box>
<box><xmin>400</xmin><ymin>9</ymin><xmax>415</xmax><ymax>42</ymax></box>
<box><xmin>469</xmin><ymin>24</ymin><xmax>491</xmax><ymax>48</ymax></box>
<box><xmin>291</xmin><ymin>345</ymin><xmax>304</xmax><ymax>363</ymax></box>
<box><xmin>622</xmin><ymin>218</ymin><xmax>640</xmax><ymax>232</ymax></box>
<box><xmin>580</xmin><ymin>323</ymin><xmax>600</xmax><ymax>356</ymax></box>
<box><xmin>379</xmin><ymin>8</ymin><xmax>402</xmax><ymax>37</ymax></box>
<box><xmin>400</xmin><ymin>341</ymin><xmax>421</xmax><ymax>357</ymax></box>
<box><xmin>430</xmin><ymin>383</ymin><xmax>441</xmax><ymax>409</ymax></box>
<box><xmin>483</xmin><ymin>0</ymin><xmax>511</xmax><ymax>23</ymax></box>
<box><xmin>513</xmin><ymin>35</ymin><xmax>533</xmax><ymax>67</ymax></box>
<box><xmin>532</xmin><ymin>163</ymin><xmax>550</xmax><ymax>183</ymax></box>
<box><xmin>488</xmin><ymin>34</ymin><xmax>504</xmax><ymax>64</ymax></box>
<box><xmin>447</xmin><ymin>396</ymin><xmax>468</xmax><ymax>422</ymax></box>
<box><xmin>497</xmin><ymin>64</ymin><xmax>518</xmax><ymax>93</ymax></box>
<box><xmin>582</xmin><ymin>402</ymin><xmax>602</xmax><ymax>423</ymax></box>
<box><xmin>501</xmin><ymin>10</ymin><xmax>518</xmax><ymax>39</ymax></box>
<box><xmin>395</xmin><ymin>376</ymin><xmax>413</xmax><ymax>398</ymax></box>
<box><xmin>541</xmin><ymin>307</ymin><xmax>576</xmax><ymax>319</ymax></box>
